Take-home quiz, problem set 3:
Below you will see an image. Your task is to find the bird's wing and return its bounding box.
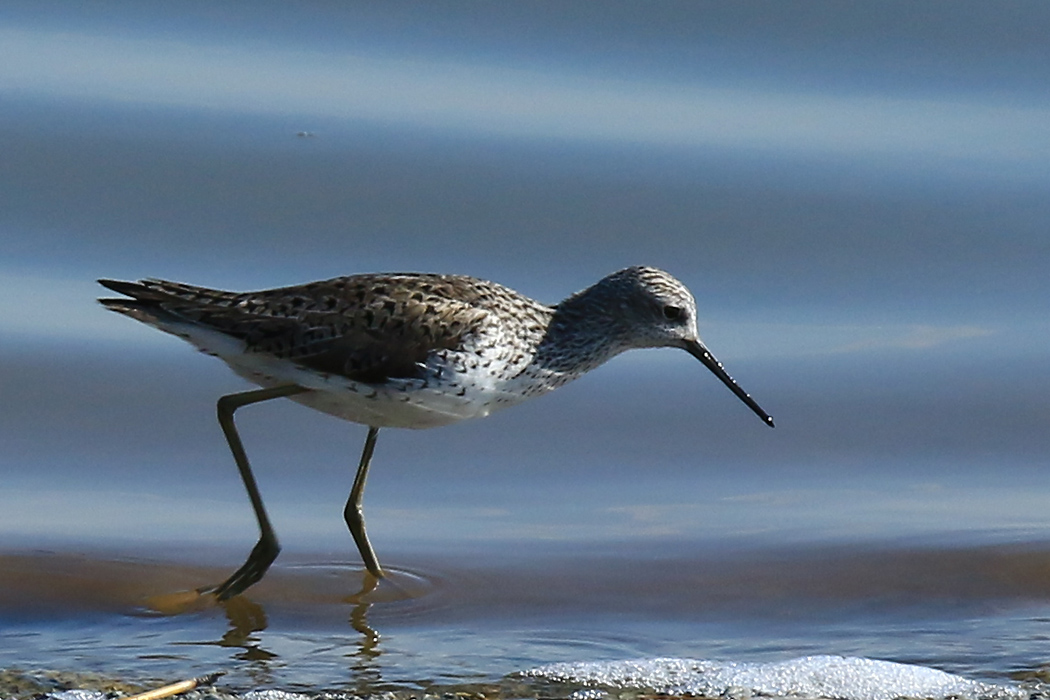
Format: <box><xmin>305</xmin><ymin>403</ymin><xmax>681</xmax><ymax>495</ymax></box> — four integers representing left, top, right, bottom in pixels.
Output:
<box><xmin>99</xmin><ymin>275</ymin><xmax>490</xmax><ymax>384</ymax></box>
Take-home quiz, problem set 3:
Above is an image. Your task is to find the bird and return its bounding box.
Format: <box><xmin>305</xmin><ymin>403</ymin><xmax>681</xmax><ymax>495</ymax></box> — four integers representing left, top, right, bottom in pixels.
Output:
<box><xmin>98</xmin><ymin>266</ymin><xmax>773</xmax><ymax>600</ymax></box>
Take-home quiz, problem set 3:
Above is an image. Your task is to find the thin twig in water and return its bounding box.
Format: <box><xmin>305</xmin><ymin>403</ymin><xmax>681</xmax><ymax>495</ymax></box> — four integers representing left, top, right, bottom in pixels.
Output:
<box><xmin>122</xmin><ymin>672</ymin><xmax>225</xmax><ymax>700</ymax></box>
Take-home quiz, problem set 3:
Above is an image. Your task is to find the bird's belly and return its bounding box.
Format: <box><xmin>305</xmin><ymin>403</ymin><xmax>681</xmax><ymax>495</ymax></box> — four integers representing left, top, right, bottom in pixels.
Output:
<box><xmin>286</xmin><ymin>382</ymin><xmax>492</xmax><ymax>429</ymax></box>
<box><xmin>222</xmin><ymin>349</ymin><xmax>529</xmax><ymax>429</ymax></box>
<box><xmin>177</xmin><ymin>324</ymin><xmax>545</xmax><ymax>429</ymax></box>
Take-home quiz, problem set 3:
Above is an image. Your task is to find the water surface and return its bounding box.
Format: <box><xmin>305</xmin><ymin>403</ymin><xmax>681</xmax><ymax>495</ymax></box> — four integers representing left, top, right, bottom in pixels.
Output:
<box><xmin>2</xmin><ymin>1</ymin><xmax>1050</xmax><ymax>697</ymax></box>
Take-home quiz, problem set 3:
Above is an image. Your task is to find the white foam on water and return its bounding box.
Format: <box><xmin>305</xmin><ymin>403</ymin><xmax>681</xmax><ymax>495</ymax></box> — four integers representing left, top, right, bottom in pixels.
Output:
<box><xmin>46</xmin><ymin>693</ymin><xmax>108</xmax><ymax>700</ymax></box>
<box><xmin>524</xmin><ymin>655</ymin><xmax>1026</xmax><ymax>700</ymax></box>
<box><xmin>242</xmin><ymin>692</ymin><xmax>310</xmax><ymax>700</ymax></box>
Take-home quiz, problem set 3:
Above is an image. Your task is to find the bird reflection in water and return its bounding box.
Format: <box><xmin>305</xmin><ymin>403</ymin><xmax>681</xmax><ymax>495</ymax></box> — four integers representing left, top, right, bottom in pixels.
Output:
<box><xmin>144</xmin><ymin>568</ymin><xmax>397</xmax><ymax>680</ymax></box>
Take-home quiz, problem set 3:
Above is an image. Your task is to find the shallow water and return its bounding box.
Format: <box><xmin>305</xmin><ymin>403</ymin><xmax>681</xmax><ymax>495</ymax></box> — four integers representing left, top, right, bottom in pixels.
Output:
<box><xmin>5</xmin><ymin>540</ymin><xmax>1050</xmax><ymax>695</ymax></box>
<box><xmin>3</xmin><ymin>1</ymin><xmax>1050</xmax><ymax>698</ymax></box>
<box><xmin>8</xmin><ymin>530</ymin><xmax>1050</xmax><ymax>695</ymax></box>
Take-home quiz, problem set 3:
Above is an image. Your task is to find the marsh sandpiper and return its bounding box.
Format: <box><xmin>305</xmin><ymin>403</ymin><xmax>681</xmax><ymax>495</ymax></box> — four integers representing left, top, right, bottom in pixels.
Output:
<box><xmin>99</xmin><ymin>266</ymin><xmax>773</xmax><ymax>599</ymax></box>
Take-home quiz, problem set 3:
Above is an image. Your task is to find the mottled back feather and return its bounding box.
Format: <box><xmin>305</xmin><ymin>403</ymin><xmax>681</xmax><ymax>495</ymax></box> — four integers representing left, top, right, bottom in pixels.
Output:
<box><xmin>100</xmin><ymin>275</ymin><xmax>495</xmax><ymax>384</ymax></box>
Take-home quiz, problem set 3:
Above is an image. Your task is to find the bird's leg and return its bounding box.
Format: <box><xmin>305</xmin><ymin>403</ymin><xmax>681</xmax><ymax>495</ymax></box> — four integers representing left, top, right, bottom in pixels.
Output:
<box><xmin>344</xmin><ymin>426</ymin><xmax>385</xmax><ymax>579</ymax></box>
<box><xmin>207</xmin><ymin>384</ymin><xmax>309</xmax><ymax>601</ymax></box>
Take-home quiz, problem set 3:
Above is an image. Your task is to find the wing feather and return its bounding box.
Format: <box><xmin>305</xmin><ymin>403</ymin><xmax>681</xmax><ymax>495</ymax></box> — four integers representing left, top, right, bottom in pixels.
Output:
<box><xmin>99</xmin><ymin>275</ymin><xmax>490</xmax><ymax>384</ymax></box>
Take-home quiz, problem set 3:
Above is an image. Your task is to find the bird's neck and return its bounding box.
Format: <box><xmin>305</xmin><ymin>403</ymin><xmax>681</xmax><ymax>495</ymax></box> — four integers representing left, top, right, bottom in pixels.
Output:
<box><xmin>534</xmin><ymin>287</ymin><xmax>631</xmax><ymax>376</ymax></box>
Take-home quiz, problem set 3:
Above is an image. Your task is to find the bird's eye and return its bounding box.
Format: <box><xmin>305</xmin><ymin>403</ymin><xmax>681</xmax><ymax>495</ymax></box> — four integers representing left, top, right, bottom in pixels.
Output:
<box><xmin>662</xmin><ymin>305</ymin><xmax>683</xmax><ymax>321</ymax></box>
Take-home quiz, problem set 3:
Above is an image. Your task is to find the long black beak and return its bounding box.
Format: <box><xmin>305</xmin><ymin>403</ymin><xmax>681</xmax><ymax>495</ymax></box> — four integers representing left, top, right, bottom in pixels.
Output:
<box><xmin>686</xmin><ymin>340</ymin><xmax>774</xmax><ymax>428</ymax></box>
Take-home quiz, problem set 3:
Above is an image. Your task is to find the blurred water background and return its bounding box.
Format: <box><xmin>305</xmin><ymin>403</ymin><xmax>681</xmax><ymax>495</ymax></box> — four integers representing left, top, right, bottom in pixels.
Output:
<box><xmin>2</xmin><ymin>1</ymin><xmax>1050</xmax><ymax>697</ymax></box>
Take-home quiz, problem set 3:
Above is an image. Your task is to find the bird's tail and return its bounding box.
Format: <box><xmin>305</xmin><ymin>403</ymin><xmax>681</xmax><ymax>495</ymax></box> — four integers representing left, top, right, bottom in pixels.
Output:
<box><xmin>97</xmin><ymin>278</ymin><xmax>236</xmax><ymax>327</ymax></box>
<box><xmin>98</xmin><ymin>279</ymin><xmax>177</xmax><ymax>326</ymax></box>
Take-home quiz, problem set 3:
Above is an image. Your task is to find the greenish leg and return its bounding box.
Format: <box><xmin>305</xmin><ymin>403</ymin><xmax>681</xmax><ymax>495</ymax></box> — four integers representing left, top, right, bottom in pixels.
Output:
<box><xmin>208</xmin><ymin>384</ymin><xmax>308</xmax><ymax>601</ymax></box>
<box><xmin>344</xmin><ymin>426</ymin><xmax>385</xmax><ymax>578</ymax></box>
